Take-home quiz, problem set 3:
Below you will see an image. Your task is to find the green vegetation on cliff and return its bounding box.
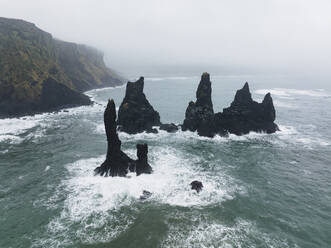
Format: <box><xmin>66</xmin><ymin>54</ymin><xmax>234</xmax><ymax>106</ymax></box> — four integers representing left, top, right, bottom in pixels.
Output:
<box><xmin>0</xmin><ymin>17</ymin><xmax>124</xmax><ymax>117</ymax></box>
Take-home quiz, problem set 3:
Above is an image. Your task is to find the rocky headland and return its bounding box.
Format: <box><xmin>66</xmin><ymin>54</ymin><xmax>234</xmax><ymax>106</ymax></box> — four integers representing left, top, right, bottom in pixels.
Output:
<box><xmin>0</xmin><ymin>17</ymin><xmax>124</xmax><ymax>118</ymax></box>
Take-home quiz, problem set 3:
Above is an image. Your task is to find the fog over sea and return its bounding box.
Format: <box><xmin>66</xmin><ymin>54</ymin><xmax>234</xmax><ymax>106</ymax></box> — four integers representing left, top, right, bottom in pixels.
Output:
<box><xmin>1</xmin><ymin>74</ymin><xmax>331</xmax><ymax>247</ymax></box>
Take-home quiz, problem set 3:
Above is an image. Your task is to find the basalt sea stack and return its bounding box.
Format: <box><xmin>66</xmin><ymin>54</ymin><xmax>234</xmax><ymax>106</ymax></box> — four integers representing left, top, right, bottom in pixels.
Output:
<box><xmin>214</xmin><ymin>82</ymin><xmax>279</xmax><ymax>135</ymax></box>
<box><xmin>182</xmin><ymin>72</ymin><xmax>217</xmax><ymax>137</ymax></box>
<box><xmin>136</xmin><ymin>144</ymin><xmax>153</xmax><ymax>176</ymax></box>
<box><xmin>118</xmin><ymin>77</ymin><xmax>161</xmax><ymax>134</ymax></box>
<box><xmin>94</xmin><ymin>99</ymin><xmax>153</xmax><ymax>177</ymax></box>
<box><xmin>182</xmin><ymin>73</ymin><xmax>278</xmax><ymax>137</ymax></box>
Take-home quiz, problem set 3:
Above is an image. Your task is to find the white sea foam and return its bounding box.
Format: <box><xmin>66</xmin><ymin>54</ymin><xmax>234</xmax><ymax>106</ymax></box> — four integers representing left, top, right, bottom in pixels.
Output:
<box><xmin>276</xmin><ymin>125</ymin><xmax>330</xmax><ymax>149</ymax></box>
<box><xmin>162</xmin><ymin>218</ymin><xmax>295</xmax><ymax>248</ymax></box>
<box><xmin>63</xmin><ymin>147</ymin><xmax>238</xmax><ymax>211</ymax></box>
<box><xmin>37</xmin><ymin>146</ymin><xmax>241</xmax><ymax>247</ymax></box>
<box><xmin>273</xmin><ymin>100</ymin><xmax>297</xmax><ymax>109</ymax></box>
<box><xmin>255</xmin><ymin>88</ymin><xmax>330</xmax><ymax>97</ymax></box>
<box><xmin>145</xmin><ymin>76</ymin><xmax>197</xmax><ymax>82</ymax></box>
<box><xmin>85</xmin><ymin>85</ymin><xmax>126</xmax><ymax>94</ymax></box>
<box><xmin>0</xmin><ymin>117</ymin><xmax>39</xmax><ymax>135</ymax></box>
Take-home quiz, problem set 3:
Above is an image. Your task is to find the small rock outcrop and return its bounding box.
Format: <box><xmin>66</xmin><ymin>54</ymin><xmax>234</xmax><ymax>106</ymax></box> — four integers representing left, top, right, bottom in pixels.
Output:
<box><xmin>182</xmin><ymin>73</ymin><xmax>278</xmax><ymax>137</ymax></box>
<box><xmin>214</xmin><ymin>83</ymin><xmax>279</xmax><ymax>135</ymax></box>
<box><xmin>140</xmin><ymin>190</ymin><xmax>152</xmax><ymax>200</ymax></box>
<box><xmin>159</xmin><ymin>123</ymin><xmax>179</xmax><ymax>133</ymax></box>
<box><xmin>118</xmin><ymin>77</ymin><xmax>161</xmax><ymax>134</ymax></box>
<box><xmin>190</xmin><ymin>180</ymin><xmax>203</xmax><ymax>193</ymax></box>
<box><xmin>136</xmin><ymin>144</ymin><xmax>153</xmax><ymax>176</ymax></box>
<box><xmin>94</xmin><ymin>99</ymin><xmax>153</xmax><ymax>177</ymax></box>
<box><xmin>182</xmin><ymin>73</ymin><xmax>216</xmax><ymax>137</ymax></box>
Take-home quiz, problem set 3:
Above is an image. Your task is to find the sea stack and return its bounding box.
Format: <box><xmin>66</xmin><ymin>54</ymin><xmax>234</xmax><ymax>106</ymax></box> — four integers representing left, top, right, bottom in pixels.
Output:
<box><xmin>94</xmin><ymin>99</ymin><xmax>134</xmax><ymax>176</ymax></box>
<box><xmin>214</xmin><ymin>83</ymin><xmax>279</xmax><ymax>135</ymax></box>
<box><xmin>94</xmin><ymin>99</ymin><xmax>153</xmax><ymax>177</ymax></box>
<box><xmin>182</xmin><ymin>72</ymin><xmax>216</xmax><ymax>137</ymax></box>
<box><xmin>118</xmin><ymin>77</ymin><xmax>161</xmax><ymax>134</ymax></box>
<box><xmin>135</xmin><ymin>144</ymin><xmax>153</xmax><ymax>176</ymax></box>
<box><xmin>182</xmin><ymin>73</ymin><xmax>278</xmax><ymax>137</ymax></box>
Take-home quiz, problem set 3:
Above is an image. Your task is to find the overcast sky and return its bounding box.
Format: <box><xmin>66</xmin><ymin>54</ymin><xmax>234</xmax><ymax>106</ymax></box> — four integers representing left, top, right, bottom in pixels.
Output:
<box><xmin>1</xmin><ymin>0</ymin><xmax>331</xmax><ymax>76</ymax></box>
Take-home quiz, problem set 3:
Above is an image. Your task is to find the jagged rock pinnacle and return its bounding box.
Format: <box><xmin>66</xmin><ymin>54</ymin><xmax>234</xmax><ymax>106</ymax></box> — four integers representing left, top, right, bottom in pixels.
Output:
<box><xmin>118</xmin><ymin>77</ymin><xmax>160</xmax><ymax>134</ymax></box>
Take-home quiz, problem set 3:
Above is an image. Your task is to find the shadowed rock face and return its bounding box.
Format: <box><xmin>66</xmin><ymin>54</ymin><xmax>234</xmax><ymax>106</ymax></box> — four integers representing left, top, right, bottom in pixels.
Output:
<box><xmin>190</xmin><ymin>180</ymin><xmax>203</xmax><ymax>193</ymax></box>
<box><xmin>182</xmin><ymin>73</ymin><xmax>278</xmax><ymax>137</ymax></box>
<box><xmin>160</xmin><ymin>123</ymin><xmax>179</xmax><ymax>133</ymax></box>
<box><xmin>182</xmin><ymin>72</ymin><xmax>216</xmax><ymax>137</ymax></box>
<box><xmin>136</xmin><ymin>144</ymin><xmax>153</xmax><ymax>176</ymax></box>
<box><xmin>94</xmin><ymin>99</ymin><xmax>134</xmax><ymax>176</ymax></box>
<box><xmin>94</xmin><ymin>99</ymin><xmax>153</xmax><ymax>177</ymax></box>
<box><xmin>118</xmin><ymin>77</ymin><xmax>161</xmax><ymax>134</ymax></box>
<box><xmin>215</xmin><ymin>83</ymin><xmax>278</xmax><ymax>135</ymax></box>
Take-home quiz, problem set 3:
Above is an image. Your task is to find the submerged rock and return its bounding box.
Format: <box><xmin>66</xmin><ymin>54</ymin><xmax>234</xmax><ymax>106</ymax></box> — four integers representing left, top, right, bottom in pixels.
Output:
<box><xmin>118</xmin><ymin>77</ymin><xmax>161</xmax><ymax>134</ymax></box>
<box><xmin>182</xmin><ymin>72</ymin><xmax>216</xmax><ymax>137</ymax></box>
<box><xmin>94</xmin><ymin>99</ymin><xmax>153</xmax><ymax>177</ymax></box>
<box><xmin>214</xmin><ymin>82</ymin><xmax>279</xmax><ymax>135</ymax></box>
<box><xmin>182</xmin><ymin>73</ymin><xmax>278</xmax><ymax>137</ymax></box>
<box><xmin>159</xmin><ymin>123</ymin><xmax>179</xmax><ymax>133</ymax></box>
<box><xmin>140</xmin><ymin>190</ymin><xmax>152</xmax><ymax>200</ymax></box>
<box><xmin>190</xmin><ymin>180</ymin><xmax>203</xmax><ymax>193</ymax></box>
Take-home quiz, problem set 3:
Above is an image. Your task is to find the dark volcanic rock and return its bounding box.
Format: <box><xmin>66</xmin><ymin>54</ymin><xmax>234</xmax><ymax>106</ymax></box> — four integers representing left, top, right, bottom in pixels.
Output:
<box><xmin>190</xmin><ymin>180</ymin><xmax>203</xmax><ymax>193</ymax></box>
<box><xmin>182</xmin><ymin>73</ymin><xmax>216</xmax><ymax>137</ymax></box>
<box><xmin>214</xmin><ymin>82</ymin><xmax>279</xmax><ymax>135</ymax></box>
<box><xmin>39</xmin><ymin>78</ymin><xmax>91</xmax><ymax>111</ymax></box>
<box><xmin>94</xmin><ymin>99</ymin><xmax>134</xmax><ymax>176</ymax></box>
<box><xmin>140</xmin><ymin>190</ymin><xmax>152</xmax><ymax>200</ymax></box>
<box><xmin>159</xmin><ymin>123</ymin><xmax>179</xmax><ymax>133</ymax></box>
<box><xmin>0</xmin><ymin>77</ymin><xmax>92</xmax><ymax>118</ymax></box>
<box><xmin>95</xmin><ymin>100</ymin><xmax>153</xmax><ymax>177</ymax></box>
<box><xmin>136</xmin><ymin>144</ymin><xmax>153</xmax><ymax>176</ymax></box>
<box><xmin>118</xmin><ymin>77</ymin><xmax>161</xmax><ymax>134</ymax></box>
<box><xmin>182</xmin><ymin>73</ymin><xmax>278</xmax><ymax>137</ymax></box>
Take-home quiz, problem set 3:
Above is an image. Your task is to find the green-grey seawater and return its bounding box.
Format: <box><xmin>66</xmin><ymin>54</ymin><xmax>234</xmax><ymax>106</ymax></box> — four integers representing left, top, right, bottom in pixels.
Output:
<box><xmin>0</xmin><ymin>75</ymin><xmax>331</xmax><ymax>248</ymax></box>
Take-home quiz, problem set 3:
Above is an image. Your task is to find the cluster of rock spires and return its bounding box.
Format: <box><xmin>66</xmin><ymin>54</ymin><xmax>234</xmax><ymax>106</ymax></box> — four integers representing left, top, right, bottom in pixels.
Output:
<box><xmin>94</xmin><ymin>99</ymin><xmax>152</xmax><ymax>177</ymax></box>
<box><xmin>94</xmin><ymin>97</ymin><xmax>202</xmax><ymax>194</ymax></box>
<box><xmin>182</xmin><ymin>72</ymin><xmax>279</xmax><ymax>137</ymax></box>
<box><xmin>95</xmin><ymin>73</ymin><xmax>278</xmax><ymax>196</ymax></box>
<box><xmin>116</xmin><ymin>72</ymin><xmax>278</xmax><ymax>137</ymax></box>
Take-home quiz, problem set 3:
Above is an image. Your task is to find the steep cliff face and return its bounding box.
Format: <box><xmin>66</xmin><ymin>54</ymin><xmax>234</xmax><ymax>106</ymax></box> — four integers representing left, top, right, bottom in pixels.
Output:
<box><xmin>55</xmin><ymin>40</ymin><xmax>123</xmax><ymax>92</ymax></box>
<box><xmin>0</xmin><ymin>17</ymin><xmax>124</xmax><ymax>117</ymax></box>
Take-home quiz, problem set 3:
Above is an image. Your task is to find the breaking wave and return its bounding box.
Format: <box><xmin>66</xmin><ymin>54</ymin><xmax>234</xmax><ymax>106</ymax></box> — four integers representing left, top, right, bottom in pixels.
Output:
<box><xmin>255</xmin><ymin>88</ymin><xmax>330</xmax><ymax>98</ymax></box>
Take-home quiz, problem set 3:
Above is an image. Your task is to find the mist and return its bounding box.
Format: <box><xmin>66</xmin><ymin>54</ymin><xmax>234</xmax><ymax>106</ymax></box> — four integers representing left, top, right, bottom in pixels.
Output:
<box><xmin>1</xmin><ymin>0</ymin><xmax>331</xmax><ymax>78</ymax></box>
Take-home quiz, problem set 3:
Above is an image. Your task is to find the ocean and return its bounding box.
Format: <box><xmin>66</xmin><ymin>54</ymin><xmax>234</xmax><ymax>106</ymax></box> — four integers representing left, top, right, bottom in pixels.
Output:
<box><xmin>0</xmin><ymin>74</ymin><xmax>330</xmax><ymax>247</ymax></box>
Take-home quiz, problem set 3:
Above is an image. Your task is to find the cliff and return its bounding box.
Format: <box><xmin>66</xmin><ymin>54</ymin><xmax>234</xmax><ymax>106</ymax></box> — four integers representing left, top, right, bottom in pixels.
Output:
<box><xmin>0</xmin><ymin>17</ymin><xmax>124</xmax><ymax>117</ymax></box>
